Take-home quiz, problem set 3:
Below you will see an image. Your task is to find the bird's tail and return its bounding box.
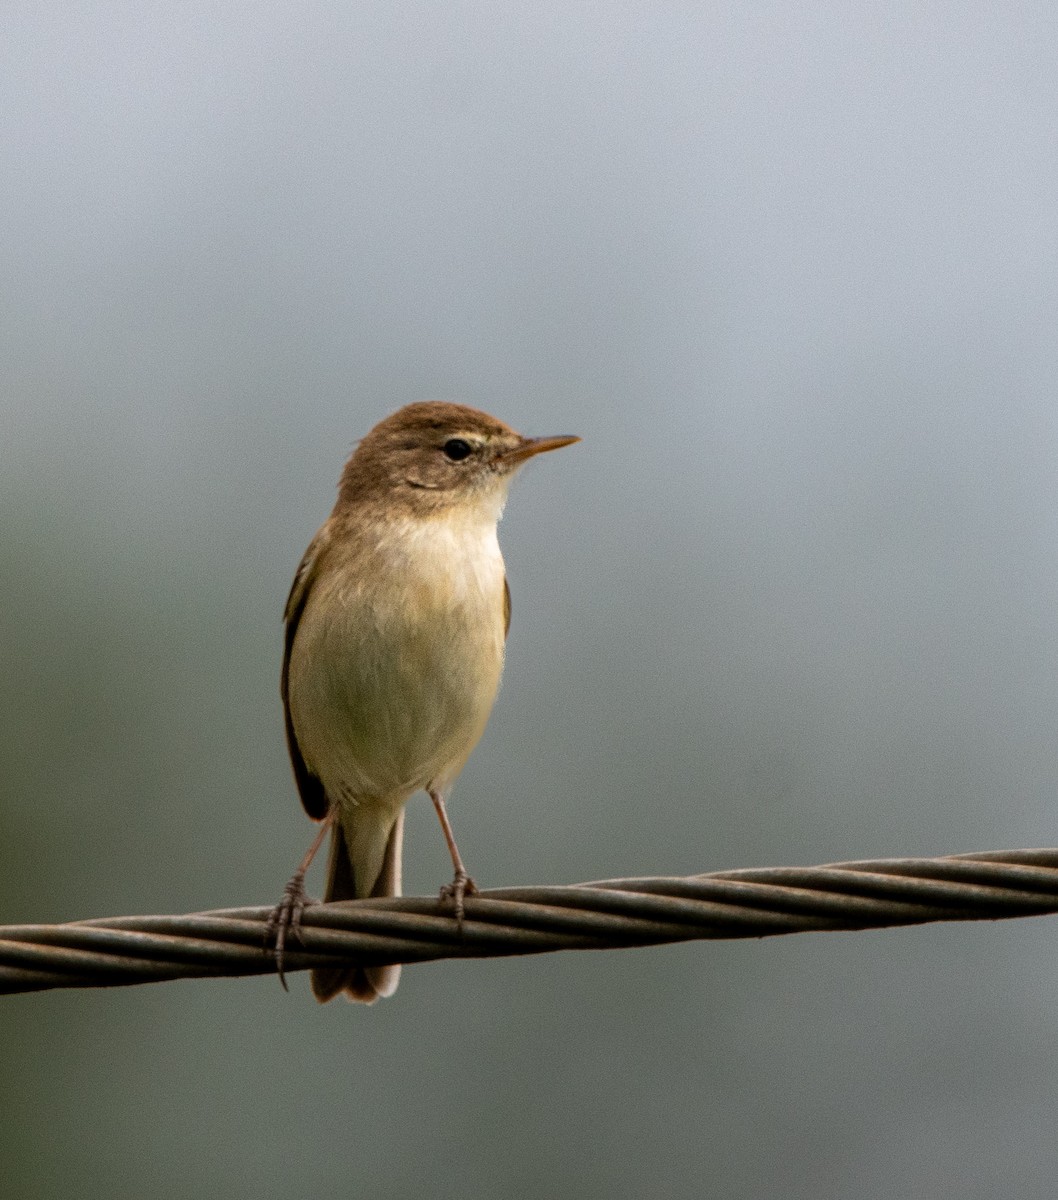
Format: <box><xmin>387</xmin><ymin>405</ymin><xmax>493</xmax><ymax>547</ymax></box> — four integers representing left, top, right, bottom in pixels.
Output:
<box><xmin>310</xmin><ymin>807</ymin><xmax>404</xmax><ymax>1004</ymax></box>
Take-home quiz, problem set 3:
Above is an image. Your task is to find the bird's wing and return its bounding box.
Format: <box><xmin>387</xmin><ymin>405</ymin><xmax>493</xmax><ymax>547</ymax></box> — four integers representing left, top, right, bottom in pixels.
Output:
<box><xmin>281</xmin><ymin>529</ymin><xmax>330</xmax><ymax>819</ymax></box>
<box><xmin>503</xmin><ymin>574</ymin><xmax>511</xmax><ymax>639</ymax></box>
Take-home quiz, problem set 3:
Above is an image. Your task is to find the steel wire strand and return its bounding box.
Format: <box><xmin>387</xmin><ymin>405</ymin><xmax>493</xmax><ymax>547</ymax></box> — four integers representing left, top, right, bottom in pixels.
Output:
<box><xmin>2</xmin><ymin>848</ymin><xmax>1058</xmax><ymax>995</ymax></box>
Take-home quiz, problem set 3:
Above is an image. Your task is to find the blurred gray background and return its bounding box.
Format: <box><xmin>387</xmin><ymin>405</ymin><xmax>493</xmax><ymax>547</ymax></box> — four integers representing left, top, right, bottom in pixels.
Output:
<box><xmin>3</xmin><ymin>3</ymin><xmax>1058</xmax><ymax>1197</ymax></box>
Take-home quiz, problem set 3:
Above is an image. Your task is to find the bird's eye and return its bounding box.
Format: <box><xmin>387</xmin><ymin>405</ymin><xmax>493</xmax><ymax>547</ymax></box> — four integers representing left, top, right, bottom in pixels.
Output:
<box><xmin>443</xmin><ymin>438</ymin><xmax>473</xmax><ymax>462</ymax></box>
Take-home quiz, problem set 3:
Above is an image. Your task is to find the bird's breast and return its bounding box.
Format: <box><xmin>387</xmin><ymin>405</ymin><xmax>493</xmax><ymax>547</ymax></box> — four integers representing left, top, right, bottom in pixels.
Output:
<box><xmin>288</xmin><ymin>512</ymin><xmax>507</xmax><ymax>804</ymax></box>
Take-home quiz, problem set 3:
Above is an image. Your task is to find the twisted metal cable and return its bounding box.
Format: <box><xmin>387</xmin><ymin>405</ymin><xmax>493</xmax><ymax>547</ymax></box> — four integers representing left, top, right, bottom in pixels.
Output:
<box><xmin>3</xmin><ymin>847</ymin><xmax>1058</xmax><ymax>996</ymax></box>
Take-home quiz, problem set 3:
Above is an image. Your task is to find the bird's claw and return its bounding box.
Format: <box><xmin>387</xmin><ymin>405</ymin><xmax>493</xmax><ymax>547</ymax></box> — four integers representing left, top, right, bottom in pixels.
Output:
<box><xmin>439</xmin><ymin>870</ymin><xmax>479</xmax><ymax>928</ymax></box>
<box><xmin>264</xmin><ymin>871</ymin><xmax>315</xmax><ymax>990</ymax></box>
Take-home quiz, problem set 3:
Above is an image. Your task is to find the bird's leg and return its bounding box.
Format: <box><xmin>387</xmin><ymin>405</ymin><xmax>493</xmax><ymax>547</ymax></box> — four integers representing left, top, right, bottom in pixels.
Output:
<box><xmin>265</xmin><ymin>807</ymin><xmax>336</xmax><ymax>990</ymax></box>
<box><xmin>429</xmin><ymin>788</ymin><xmax>478</xmax><ymax>925</ymax></box>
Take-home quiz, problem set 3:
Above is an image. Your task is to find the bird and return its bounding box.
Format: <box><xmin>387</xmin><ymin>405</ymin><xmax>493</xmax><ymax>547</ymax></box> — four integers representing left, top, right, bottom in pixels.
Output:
<box><xmin>268</xmin><ymin>401</ymin><xmax>579</xmax><ymax>1002</ymax></box>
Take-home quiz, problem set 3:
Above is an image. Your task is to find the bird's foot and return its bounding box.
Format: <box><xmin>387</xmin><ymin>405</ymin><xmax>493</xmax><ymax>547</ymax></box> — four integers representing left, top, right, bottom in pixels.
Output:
<box><xmin>439</xmin><ymin>870</ymin><xmax>479</xmax><ymax>928</ymax></box>
<box><xmin>264</xmin><ymin>870</ymin><xmax>316</xmax><ymax>991</ymax></box>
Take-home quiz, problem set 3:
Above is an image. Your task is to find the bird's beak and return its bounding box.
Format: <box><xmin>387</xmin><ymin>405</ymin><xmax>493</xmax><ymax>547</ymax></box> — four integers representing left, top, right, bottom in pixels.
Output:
<box><xmin>499</xmin><ymin>434</ymin><xmax>581</xmax><ymax>467</ymax></box>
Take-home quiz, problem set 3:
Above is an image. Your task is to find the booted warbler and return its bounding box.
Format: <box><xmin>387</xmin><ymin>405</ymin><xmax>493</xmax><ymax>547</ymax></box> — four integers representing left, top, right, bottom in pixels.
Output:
<box><xmin>269</xmin><ymin>402</ymin><xmax>579</xmax><ymax>1002</ymax></box>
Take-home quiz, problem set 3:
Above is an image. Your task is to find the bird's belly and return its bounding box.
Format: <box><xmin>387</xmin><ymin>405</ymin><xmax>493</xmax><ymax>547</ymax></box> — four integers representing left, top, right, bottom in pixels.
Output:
<box><xmin>288</xmin><ymin>572</ymin><xmax>505</xmax><ymax>805</ymax></box>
